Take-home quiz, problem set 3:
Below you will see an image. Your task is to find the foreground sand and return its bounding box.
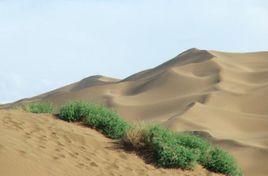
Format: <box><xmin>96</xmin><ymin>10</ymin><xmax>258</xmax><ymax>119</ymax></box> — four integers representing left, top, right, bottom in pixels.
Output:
<box><xmin>0</xmin><ymin>110</ymin><xmax>221</xmax><ymax>176</ymax></box>
<box><xmin>3</xmin><ymin>48</ymin><xmax>268</xmax><ymax>175</ymax></box>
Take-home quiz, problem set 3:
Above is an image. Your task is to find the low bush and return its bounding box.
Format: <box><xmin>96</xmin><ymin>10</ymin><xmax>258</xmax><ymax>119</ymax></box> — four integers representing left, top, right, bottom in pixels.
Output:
<box><xmin>26</xmin><ymin>102</ymin><xmax>53</xmax><ymax>114</ymax></box>
<box><xmin>83</xmin><ymin>105</ymin><xmax>130</xmax><ymax>139</ymax></box>
<box><xmin>59</xmin><ymin>101</ymin><xmax>130</xmax><ymax>139</ymax></box>
<box><xmin>121</xmin><ymin>123</ymin><xmax>149</xmax><ymax>149</ymax></box>
<box><xmin>121</xmin><ymin>124</ymin><xmax>242</xmax><ymax>175</ymax></box>
<box><xmin>121</xmin><ymin>125</ymin><xmax>198</xmax><ymax>169</ymax></box>
<box><xmin>59</xmin><ymin>101</ymin><xmax>91</xmax><ymax>122</ymax></box>
<box><xmin>155</xmin><ymin>143</ymin><xmax>198</xmax><ymax>169</ymax></box>
<box><xmin>203</xmin><ymin>147</ymin><xmax>243</xmax><ymax>176</ymax></box>
<box><xmin>173</xmin><ymin>133</ymin><xmax>211</xmax><ymax>164</ymax></box>
<box><xmin>146</xmin><ymin>125</ymin><xmax>198</xmax><ymax>169</ymax></box>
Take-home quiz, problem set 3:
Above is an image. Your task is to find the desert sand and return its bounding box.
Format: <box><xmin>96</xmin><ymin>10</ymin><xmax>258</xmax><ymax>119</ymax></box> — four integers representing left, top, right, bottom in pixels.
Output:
<box><xmin>2</xmin><ymin>48</ymin><xmax>268</xmax><ymax>175</ymax></box>
<box><xmin>0</xmin><ymin>109</ymin><xmax>221</xmax><ymax>176</ymax></box>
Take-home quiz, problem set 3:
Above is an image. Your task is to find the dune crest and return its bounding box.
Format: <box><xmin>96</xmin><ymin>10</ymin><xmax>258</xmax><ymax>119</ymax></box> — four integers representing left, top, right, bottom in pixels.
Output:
<box><xmin>3</xmin><ymin>48</ymin><xmax>268</xmax><ymax>176</ymax></box>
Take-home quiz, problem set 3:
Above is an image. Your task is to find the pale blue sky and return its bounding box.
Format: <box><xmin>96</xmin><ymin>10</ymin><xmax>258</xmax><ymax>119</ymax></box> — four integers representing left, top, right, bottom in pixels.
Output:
<box><xmin>0</xmin><ymin>0</ymin><xmax>268</xmax><ymax>103</ymax></box>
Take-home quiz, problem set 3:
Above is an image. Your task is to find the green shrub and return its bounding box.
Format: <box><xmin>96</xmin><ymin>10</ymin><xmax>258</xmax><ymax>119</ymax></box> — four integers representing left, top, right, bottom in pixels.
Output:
<box><xmin>59</xmin><ymin>101</ymin><xmax>91</xmax><ymax>122</ymax></box>
<box><xmin>146</xmin><ymin>125</ymin><xmax>198</xmax><ymax>169</ymax></box>
<box><xmin>59</xmin><ymin>101</ymin><xmax>130</xmax><ymax>139</ymax></box>
<box><xmin>173</xmin><ymin>133</ymin><xmax>211</xmax><ymax>164</ymax></box>
<box><xmin>83</xmin><ymin>105</ymin><xmax>130</xmax><ymax>139</ymax></box>
<box><xmin>203</xmin><ymin>147</ymin><xmax>243</xmax><ymax>176</ymax></box>
<box><xmin>155</xmin><ymin>143</ymin><xmax>198</xmax><ymax>169</ymax></box>
<box><xmin>121</xmin><ymin>125</ymin><xmax>198</xmax><ymax>169</ymax></box>
<box><xmin>121</xmin><ymin>125</ymin><xmax>242</xmax><ymax>175</ymax></box>
<box><xmin>26</xmin><ymin>102</ymin><xmax>53</xmax><ymax>114</ymax></box>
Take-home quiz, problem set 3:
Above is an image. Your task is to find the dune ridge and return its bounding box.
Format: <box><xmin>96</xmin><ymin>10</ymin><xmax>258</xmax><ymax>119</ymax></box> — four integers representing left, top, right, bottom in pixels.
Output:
<box><xmin>3</xmin><ymin>48</ymin><xmax>268</xmax><ymax>176</ymax></box>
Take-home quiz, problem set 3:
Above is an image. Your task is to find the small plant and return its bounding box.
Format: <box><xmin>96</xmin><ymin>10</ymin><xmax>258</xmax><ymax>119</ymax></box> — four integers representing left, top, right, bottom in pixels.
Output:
<box><xmin>83</xmin><ymin>105</ymin><xmax>130</xmax><ymax>139</ymax></box>
<box><xmin>121</xmin><ymin>125</ymin><xmax>198</xmax><ymax>169</ymax></box>
<box><xmin>59</xmin><ymin>100</ymin><xmax>130</xmax><ymax>139</ymax></box>
<box><xmin>203</xmin><ymin>147</ymin><xmax>243</xmax><ymax>176</ymax></box>
<box><xmin>121</xmin><ymin>124</ymin><xmax>242</xmax><ymax>175</ymax></box>
<box><xmin>146</xmin><ymin>125</ymin><xmax>198</xmax><ymax>169</ymax></box>
<box><xmin>59</xmin><ymin>101</ymin><xmax>91</xmax><ymax>122</ymax></box>
<box><xmin>172</xmin><ymin>133</ymin><xmax>211</xmax><ymax>164</ymax></box>
<box><xmin>121</xmin><ymin>123</ymin><xmax>150</xmax><ymax>150</ymax></box>
<box><xmin>155</xmin><ymin>143</ymin><xmax>198</xmax><ymax>169</ymax></box>
<box><xmin>26</xmin><ymin>102</ymin><xmax>53</xmax><ymax>114</ymax></box>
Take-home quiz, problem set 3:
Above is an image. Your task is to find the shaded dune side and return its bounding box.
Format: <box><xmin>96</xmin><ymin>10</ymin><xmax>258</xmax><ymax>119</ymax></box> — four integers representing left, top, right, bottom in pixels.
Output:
<box><xmin>166</xmin><ymin>50</ymin><xmax>268</xmax><ymax>176</ymax></box>
<box><xmin>4</xmin><ymin>48</ymin><xmax>268</xmax><ymax>176</ymax></box>
<box><xmin>0</xmin><ymin>110</ymin><xmax>221</xmax><ymax>176</ymax></box>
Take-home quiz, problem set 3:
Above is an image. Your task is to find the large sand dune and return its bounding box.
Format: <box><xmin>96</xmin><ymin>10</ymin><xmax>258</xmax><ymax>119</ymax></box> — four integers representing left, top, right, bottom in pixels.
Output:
<box><xmin>0</xmin><ymin>109</ymin><xmax>221</xmax><ymax>176</ymax></box>
<box><xmin>3</xmin><ymin>48</ymin><xmax>268</xmax><ymax>175</ymax></box>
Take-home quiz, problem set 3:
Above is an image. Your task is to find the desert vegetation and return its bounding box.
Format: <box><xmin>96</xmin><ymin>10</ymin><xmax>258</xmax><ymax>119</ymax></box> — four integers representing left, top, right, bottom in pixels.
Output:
<box><xmin>203</xmin><ymin>147</ymin><xmax>243</xmax><ymax>176</ymax></box>
<box><xmin>122</xmin><ymin>124</ymin><xmax>242</xmax><ymax>176</ymax></box>
<box><xmin>59</xmin><ymin>101</ymin><xmax>91</xmax><ymax>122</ymax></box>
<box><xmin>26</xmin><ymin>102</ymin><xmax>53</xmax><ymax>114</ymax></box>
<box><xmin>59</xmin><ymin>101</ymin><xmax>130</xmax><ymax>139</ymax></box>
<box><xmin>27</xmin><ymin>100</ymin><xmax>242</xmax><ymax>176</ymax></box>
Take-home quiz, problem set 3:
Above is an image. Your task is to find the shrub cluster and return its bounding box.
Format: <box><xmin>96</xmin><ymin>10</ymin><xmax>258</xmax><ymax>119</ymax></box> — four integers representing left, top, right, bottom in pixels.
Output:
<box><xmin>122</xmin><ymin>125</ymin><xmax>198</xmax><ymax>169</ymax></box>
<box><xmin>83</xmin><ymin>105</ymin><xmax>131</xmax><ymax>139</ymax></box>
<box><xmin>26</xmin><ymin>102</ymin><xmax>53</xmax><ymax>114</ymax></box>
<box><xmin>121</xmin><ymin>125</ymin><xmax>242</xmax><ymax>176</ymax></box>
<box><xmin>59</xmin><ymin>101</ymin><xmax>91</xmax><ymax>122</ymax></box>
<box><xmin>56</xmin><ymin>100</ymin><xmax>242</xmax><ymax>175</ymax></box>
<box><xmin>203</xmin><ymin>147</ymin><xmax>243</xmax><ymax>176</ymax></box>
<box><xmin>59</xmin><ymin>101</ymin><xmax>130</xmax><ymax>139</ymax></box>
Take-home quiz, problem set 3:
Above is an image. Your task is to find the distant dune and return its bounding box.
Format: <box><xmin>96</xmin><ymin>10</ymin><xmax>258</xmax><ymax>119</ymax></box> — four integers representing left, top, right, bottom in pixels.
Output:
<box><xmin>2</xmin><ymin>48</ymin><xmax>268</xmax><ymax>176</ymax></box>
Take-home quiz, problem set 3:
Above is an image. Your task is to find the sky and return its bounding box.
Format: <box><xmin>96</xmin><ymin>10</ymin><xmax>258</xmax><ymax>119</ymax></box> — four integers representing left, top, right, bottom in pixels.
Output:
<box><xmin>0</xmin><ymin>0</ymin><xmax>268</xmax><ymax>103</ymax></box>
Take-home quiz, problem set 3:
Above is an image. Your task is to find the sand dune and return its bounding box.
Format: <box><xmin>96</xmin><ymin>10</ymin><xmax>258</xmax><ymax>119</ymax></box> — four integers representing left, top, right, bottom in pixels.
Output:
<box><xmin>0</xmin><ymin>109</ymin><xmax>221</xmax><ymax>176</ymax></box>
<box><xmin>3</xmin><ymin>48</ymin><xmax>268</xmax><ymax>175</ymax></box>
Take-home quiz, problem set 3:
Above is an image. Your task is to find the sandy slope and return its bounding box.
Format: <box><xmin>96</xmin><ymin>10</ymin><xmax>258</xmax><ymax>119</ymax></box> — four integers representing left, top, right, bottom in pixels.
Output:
<box><xmin>0</xmin><ymin>109</ymin><xmax>220</xmax><ymax>176</ymax></box>
<box><xmin>3</xmin><ymin>48</ymin><xmax>268</xmax><ymax>175</ymax></box>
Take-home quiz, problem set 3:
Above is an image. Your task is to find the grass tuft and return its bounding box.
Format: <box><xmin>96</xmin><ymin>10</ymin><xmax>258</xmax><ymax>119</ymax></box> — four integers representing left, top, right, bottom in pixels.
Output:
<box><xmin>59</xmin><ymin>101</ymin><xmax>91</xmax><ymax>122</ymax></box>
<box><xmin>26</xmin><ymin>102</ymin><xmax>53</xmax><ymax>114</ymax></box>
<box><xmin>121</xmin><ymin>125</ymin><xmax>198</xmax><ymax>169</ymax></box>
<box><xmin>83</xmin><ymin>105</ymin><xmax>131</xmax><ymax>139</ymax></box>
<box><xmin>121</xmin><ymin>124</ymin><xmax>242</xmax><ymax>175</ymax></box>
<box><xmin>58</xmin><ymin>101</ymin><xmax>130</xmax><ymax>139</ymax></box>
<box><xmin>121</xmin><ymin>123</ymin><xmax>149</xmax><ymax>150</ymax></box>
<box><xmin>203</xmin><ymin>147</ymin><xmax>243</xmax><ymax>176</ymax></box>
